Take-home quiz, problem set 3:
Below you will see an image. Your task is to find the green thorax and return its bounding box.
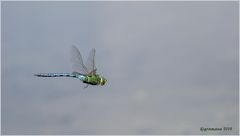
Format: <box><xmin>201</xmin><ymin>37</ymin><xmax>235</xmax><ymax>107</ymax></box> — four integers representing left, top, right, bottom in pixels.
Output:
<box><xmin>84</xmin><ymin>74</ymin><xmax>101</xmax><ymax>85</ymax></box>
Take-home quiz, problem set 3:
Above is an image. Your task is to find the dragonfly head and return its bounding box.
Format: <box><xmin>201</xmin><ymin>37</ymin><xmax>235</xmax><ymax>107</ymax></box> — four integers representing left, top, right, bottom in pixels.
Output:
<box><xmin>100</xmin><ymin>77</ymin><xmax>107</xmax><ymax>86</ymax></box>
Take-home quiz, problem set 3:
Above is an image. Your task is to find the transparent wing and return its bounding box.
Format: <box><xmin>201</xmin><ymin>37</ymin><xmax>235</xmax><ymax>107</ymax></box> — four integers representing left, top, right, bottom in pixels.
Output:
<box><xmin>85</xmin><ymin>48</ymin><xmax>97</xmax><ymax>74</ymax></box>
<box><xmin>70</xmin><ymin>45</ymin><xmax>88</xmax><ymax>75</ymax></box>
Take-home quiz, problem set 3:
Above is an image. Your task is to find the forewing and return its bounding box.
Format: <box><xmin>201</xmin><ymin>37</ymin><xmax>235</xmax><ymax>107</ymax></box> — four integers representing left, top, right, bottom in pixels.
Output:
<box><xmin>71</xmin><ymin>45</ymin><xmax>88</xmax><ymax>75</ymax></box>
<box><xmin>85</xmin><ymin>48</ymin><xmax>96</xmax><ymax>74</ymax></box>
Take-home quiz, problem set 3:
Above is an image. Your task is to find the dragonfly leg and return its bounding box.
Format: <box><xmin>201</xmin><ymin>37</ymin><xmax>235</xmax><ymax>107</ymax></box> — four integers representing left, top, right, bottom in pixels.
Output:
<box><xmin>84</xmin><ymin>84</ymin><xmax>89</xmax><ymax>89</ymax></box>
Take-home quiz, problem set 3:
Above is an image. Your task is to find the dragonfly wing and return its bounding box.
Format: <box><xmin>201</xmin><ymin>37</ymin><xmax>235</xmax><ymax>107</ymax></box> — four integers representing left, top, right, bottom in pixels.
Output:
<box><xmin>71</xmin><ymin>45</ymin><xmax>88</xmax><ymax>75</ymax></box>
<box><xmin>85</xmin><ymin>48</ymin><xmax>97</xmax><ymax>74</ymax></box>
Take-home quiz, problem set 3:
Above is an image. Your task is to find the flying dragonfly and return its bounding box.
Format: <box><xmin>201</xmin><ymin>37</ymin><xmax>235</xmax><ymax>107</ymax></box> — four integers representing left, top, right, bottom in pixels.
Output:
<box><xmin>35</xmin><ymin>46</ymin><xmax>107</xmax><ymax>88</ymax></box>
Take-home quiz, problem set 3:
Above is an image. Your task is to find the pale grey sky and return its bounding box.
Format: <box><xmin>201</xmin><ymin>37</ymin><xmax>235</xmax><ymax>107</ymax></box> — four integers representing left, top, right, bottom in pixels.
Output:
<box><xmin>2</xmin><ymin>1</ymin><xmax>239</xmax><ymax>135</ymax></box>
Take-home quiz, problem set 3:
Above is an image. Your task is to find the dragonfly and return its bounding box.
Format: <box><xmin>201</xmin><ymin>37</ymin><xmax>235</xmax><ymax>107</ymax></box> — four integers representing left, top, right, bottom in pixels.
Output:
<box><xmin>35</xmin><ymin>46</ymin><xmax>107</xmax><ymax>88</ymax></box>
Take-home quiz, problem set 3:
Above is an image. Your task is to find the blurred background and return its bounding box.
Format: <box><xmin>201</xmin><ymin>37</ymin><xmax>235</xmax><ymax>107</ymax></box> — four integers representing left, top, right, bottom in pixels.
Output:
<box><xmin>1</xmin><ymin>1</ymin><xmax>238</xmax><ymax>135</ymax></box>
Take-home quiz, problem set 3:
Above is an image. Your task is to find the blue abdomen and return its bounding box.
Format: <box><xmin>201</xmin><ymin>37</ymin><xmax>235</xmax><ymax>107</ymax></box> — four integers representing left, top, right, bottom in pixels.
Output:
<box><xmin>78</xmin><ymin>75</ymin><xmax>87</xmax><ymax>82</ymax></box>
<box><xmin>34</xmin><ymin>73</ymin><xmax>74</xmax><ymax>77</ymax></box>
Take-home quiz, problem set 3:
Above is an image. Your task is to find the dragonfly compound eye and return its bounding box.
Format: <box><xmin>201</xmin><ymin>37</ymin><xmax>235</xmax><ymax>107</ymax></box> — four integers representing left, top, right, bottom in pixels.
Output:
<box><xmin>100</xmin><ymin>77</ymin><xmax>107</xmax><ymax>86</ymax></box>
